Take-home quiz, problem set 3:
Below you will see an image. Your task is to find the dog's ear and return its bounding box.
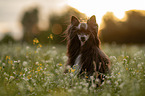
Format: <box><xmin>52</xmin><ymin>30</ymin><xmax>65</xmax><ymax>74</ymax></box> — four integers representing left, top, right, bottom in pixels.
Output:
<box><xmin>87</xmin><ymin>15</ymin><xmax>97</xmax><ymax>24</ymax></box>
<box><xmin>87</xmin><ymin>15</ymin><xmax>98</xmax><ymax>32</ymax></box>
<box><xmin>71</xmin><ymin>16</ymin><xmax>80</xmax><ymax>26</ymax></box>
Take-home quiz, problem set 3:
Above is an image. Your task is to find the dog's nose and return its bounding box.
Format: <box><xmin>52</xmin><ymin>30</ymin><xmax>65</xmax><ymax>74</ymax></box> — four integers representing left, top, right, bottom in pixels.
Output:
<box><xmin>81</xmin><ymin>37</ymin><xmax>85</xmax><ymax>42</ymax></box>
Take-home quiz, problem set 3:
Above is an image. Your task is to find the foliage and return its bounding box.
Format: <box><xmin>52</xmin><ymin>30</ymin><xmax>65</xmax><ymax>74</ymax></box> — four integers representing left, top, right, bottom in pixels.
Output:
<box><xmin>0</xmin><ymin>34</ymin><xmax>15</xmax><ymax>44</ymax></box>
<box><xmin>21</xmin><ymin>8</ymin><xmax>39</xmax><ymax>43</ymax></box>
<box><xmin>0</xmin><ymin>43</ymin><xmax>145</xmax><ymax>96</ymax></box>
<box><xmin>100</xmin><ymin>10</ymin><xmax>145</xmax><ymax>44</ymax></box>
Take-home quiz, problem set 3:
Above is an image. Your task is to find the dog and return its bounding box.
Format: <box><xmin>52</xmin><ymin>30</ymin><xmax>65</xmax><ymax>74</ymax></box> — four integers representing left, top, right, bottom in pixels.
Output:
<box><xmin>64</xmin><ymin>15</ymin><xmax>111</xmax><ymax>86</ymax></box>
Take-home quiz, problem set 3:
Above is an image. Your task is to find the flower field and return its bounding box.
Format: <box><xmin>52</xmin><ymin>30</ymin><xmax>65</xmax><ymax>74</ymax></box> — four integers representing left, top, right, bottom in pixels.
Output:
<box><xmin>0</xmin><ymin>43</ymin><xmax>145</xmax><ymax>96</ymax></box>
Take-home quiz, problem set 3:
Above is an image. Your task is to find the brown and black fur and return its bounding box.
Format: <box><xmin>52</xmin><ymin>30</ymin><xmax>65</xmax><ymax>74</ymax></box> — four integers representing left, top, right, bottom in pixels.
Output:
<box><xmin>64</xmin><ymin>15</ymin><xmax>111</xmax><ymax>84</ymax></box>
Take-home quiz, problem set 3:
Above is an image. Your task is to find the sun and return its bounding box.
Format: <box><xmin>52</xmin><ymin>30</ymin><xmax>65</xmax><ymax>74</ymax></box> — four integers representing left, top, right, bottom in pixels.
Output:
<box><xmin>67</xmin><ymin>0</ymin><xmax>125</xmax><ymax>25</ymax></box>
<box><xmin>67</xmin><ymin>0</ymin><xmax>145</xmax><ymax>25</ymax></box>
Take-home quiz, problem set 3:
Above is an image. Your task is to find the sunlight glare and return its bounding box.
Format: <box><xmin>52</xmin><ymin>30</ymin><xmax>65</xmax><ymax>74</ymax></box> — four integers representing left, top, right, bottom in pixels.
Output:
<box><xmin>113</xmin><ymin>10</ymin><xmax>125</xmax><ymax>20</ymax></box>
<box><xmin>67</xmin><ymin>0</ymin><xmax>145</xmax><ymax>25</ymax></box>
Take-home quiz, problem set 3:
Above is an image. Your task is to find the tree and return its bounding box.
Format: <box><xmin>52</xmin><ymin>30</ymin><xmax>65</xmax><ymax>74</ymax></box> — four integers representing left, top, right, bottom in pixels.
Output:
<box><xmin>21</xmin><ymin>8</ymin><xmax>39</xmax><ymax>43</ymax></box>
<box><xmin>100</xmin><ymin>10</ymin><xmax>145</xmax><ymax>44</ymax></box>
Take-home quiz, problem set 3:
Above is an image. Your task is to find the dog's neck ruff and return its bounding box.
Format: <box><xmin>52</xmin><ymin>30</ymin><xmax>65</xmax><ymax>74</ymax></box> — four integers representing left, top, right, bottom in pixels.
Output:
<box><xmin>80</xmin><ymin>40</ymin><xmax>86</xmax><ymax>46</ymax></box>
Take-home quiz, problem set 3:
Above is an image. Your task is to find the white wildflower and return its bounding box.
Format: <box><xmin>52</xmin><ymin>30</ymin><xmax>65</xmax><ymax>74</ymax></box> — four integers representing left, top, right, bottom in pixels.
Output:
<box><xmin>5</xmin><ymin>77</ymin><xmax>8</xmax><ymax>80</ymax></box>
<box><xmin>106</xmin><ymin>80</ymin><xmax>111</xmax><ymax>84</ymax></box>
<box><xmin>107</xmin><ymin>93</ymin><xmax>111</xmax><ymax>96</ymax></box>
<box><xmin>9</xmin><ymin>76</ymin><xmax>15</xmax><ymax>80</ymax></box>
<box><xmin>90</xmin><ymin>76</ymin><xmax>94</xmax><ymax>80</ymax></box>
<box><xmin>62</xmin><ymin>55</ymin><xmax>68</xmax><ymax>62</ymax></box>
<box><xmin>14</xmin><ymin>61</ymin><xmax>17</xmax><ymax>63</ymax></box>
<box><xmin>82</xmin><ymin>88</ymin><xmax>88</xmax><ymax>93</ymax></box>
<box><xmin>95</xmin><ymin>78</ymin><xmax>100</xmax><ymax>83</ymax></box>
<box><xmin>23</xmin><ymin>61</ymin><xmax>28</xmax><ymax>66</ymax></box>
<box><xmin>119</xmin><ymin>82</ymin><xmax>125</xmax><ymax>89</ymax></box>
<box><xmin>78</xmin><ymin>86</ymin><xmax>82</xmax><ymax>89</ymax></box>
<box><xmin>4</xmin><ymin>72</ymin><xmax>9</xmax><ymax>76</ymax></box>
<box><xmin>137</xmin><ymin>64</ymin><xmax>141</xmax><ymax>68</ymax></box>
<box><xmin>18</xmin><ymin>60</ymin><xmax>21</xmax><ymax>63</ymax></box>
<box><xmin>35</xmin><ymin>62</ymin><xmax>39</xmax><ymax>65</ymax></box>
<box><xmin>2</xmin><ymin>63</ymin><xmax>5</xmax><ymax>66</ymax></box>
<box><xmin>12</xmin><ymin>67</ymin><xmax>15</xmax><ymax>69</ymax></box>
<box><xmin>92</xmin><ymin>84</ymin><xmax>96</xmax><ymax>88</ymax></box>
<box><xmin>26</xmin><ymin>46</ymin><xmax>30</xmax><ymax>50</ymax></box>
<box><xmin>66</xmin><ymin>65</ymin><xmax>71</xmax><ymax>70</ymax></box>
<box><xmin>68</xmin><ymin>89</ymin><xmax>73</xmax><ymax>92</ymax></box>
<box><xmin>70</xmin><ymin>73</ymin><xmax>74</xmax><ymax>77</ymax></box>
<box><xmin>24</xmin><ymin>68</ymin><xmax>28</xmax><ymax>72</ymax></box>
<box><xmin>52</xmin><ymin>46</ymin><xmax>56</xmax><ymax>49</ymax></box>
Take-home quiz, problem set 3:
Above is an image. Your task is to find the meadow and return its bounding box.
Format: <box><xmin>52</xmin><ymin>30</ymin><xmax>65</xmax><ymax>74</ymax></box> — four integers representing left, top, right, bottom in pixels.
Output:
<box><xmin>0</xmin><ymin>41</ymin><xmax>145</xmax><ymax>96</ymax></box>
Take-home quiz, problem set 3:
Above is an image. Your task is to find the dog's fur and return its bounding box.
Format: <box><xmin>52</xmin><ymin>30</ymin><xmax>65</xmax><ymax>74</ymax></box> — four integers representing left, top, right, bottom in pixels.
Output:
<box><xmin>64</xmin><ymin>15</ymin><xmax>110</xmax><ymax>82</ymax></box>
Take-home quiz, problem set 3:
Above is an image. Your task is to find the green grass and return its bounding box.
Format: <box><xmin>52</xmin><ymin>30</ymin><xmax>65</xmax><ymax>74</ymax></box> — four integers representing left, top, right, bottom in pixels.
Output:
<box><xmin>0</xmin><ymin>43</ymin><xmax>145</xmax><ymax>96</ymax></box>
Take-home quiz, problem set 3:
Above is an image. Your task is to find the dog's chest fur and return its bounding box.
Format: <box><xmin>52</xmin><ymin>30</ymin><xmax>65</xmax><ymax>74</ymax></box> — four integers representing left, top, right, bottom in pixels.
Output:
<box><xmin>73</xmin><ymin>54</ymin><xmax>81</xmax><ymax>73</ymax></box>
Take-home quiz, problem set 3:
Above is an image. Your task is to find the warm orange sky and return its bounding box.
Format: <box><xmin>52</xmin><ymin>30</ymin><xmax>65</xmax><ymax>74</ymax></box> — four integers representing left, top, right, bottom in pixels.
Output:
<box><xmin>67</xmin><ymin>0</ymin><xmax>145</xmax><ymax>25</ymax></box>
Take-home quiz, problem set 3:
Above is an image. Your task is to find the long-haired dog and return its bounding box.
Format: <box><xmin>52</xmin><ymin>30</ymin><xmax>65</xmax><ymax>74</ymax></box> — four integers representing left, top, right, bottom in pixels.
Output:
<box><xmin>64</xmin><ymin>15</ymin><xmax>111</xmax><ymax>86</ymax></box>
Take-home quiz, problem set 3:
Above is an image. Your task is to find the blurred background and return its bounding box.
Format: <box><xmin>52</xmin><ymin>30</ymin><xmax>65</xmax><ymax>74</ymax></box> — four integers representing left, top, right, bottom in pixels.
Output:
<box><xmin>0</xmin><ymin>0</ymin><xmax>145</xmax><ymax>44</ymax></box>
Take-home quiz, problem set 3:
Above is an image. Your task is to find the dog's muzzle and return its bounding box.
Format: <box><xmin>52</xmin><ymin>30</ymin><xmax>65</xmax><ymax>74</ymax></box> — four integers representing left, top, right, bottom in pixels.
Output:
<box><xmin>77</xmin><ymin>34</ymin><xmax>90</xmax><ymax>46</ymax></box>
<box><xmin>81</xmin><ymin>37</ymin><xmax>85</xmax><ymax>42</ymax></box>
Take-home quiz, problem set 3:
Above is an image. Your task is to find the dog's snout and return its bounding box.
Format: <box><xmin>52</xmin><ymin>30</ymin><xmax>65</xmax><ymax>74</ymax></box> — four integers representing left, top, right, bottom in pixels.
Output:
<box><xmin>81</xmin><ymin>37</ymin><xmax>85</xmax><ymax>42</ymax></box>
<box><xmin>77</xmin><ymin>34</ymin><xmax>89</xmax><ymax>45</ymax></box>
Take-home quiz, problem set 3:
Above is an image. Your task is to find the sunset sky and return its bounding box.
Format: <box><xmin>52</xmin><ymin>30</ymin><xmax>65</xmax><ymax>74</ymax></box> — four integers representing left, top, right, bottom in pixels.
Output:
<box><xmin>68</xmin><ymin>0</ymin><xmax>145</xmax><ymax>24</ymax></box>
<box><xmin>0</xmin><ymin>0</ymin><xmax>145</xmax><ymax>40</ymax></box>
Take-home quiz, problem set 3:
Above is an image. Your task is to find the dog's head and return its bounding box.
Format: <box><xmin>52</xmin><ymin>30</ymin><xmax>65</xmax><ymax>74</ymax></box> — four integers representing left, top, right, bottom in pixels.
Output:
<box><xmin>69</xmin><ymin>15</ymin><xmax>99</xmax><ymax>46</ymax></box>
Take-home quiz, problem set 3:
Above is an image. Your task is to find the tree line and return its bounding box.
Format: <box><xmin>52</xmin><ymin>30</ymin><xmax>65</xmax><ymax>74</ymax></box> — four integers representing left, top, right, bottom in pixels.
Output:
<box><xmin>1</xmin><ymin>7</ymin><xmax>145</xmax><ymax>44</ymax></box>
